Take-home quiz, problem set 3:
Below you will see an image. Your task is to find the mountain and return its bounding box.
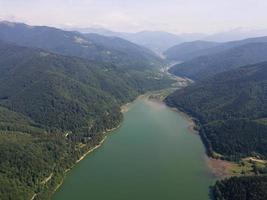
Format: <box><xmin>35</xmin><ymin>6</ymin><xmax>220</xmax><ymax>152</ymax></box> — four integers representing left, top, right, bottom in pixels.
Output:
<box><xmin>166</xmin><ymin>62</ymin><xmax>267</xmax><ymax>160</ymax></box>
<box><xmin>0</xmin><ymin>40</ymin><xmax>172</xmax><ymax>133</ymax></box>
<box><xmin>83</xmin><ymin>30</ymin><xmax>186</xmax><ymax>54</ymax></box>
<box><xmin>123</xmin><ymin>31</ymin><xmax>206</xmax><ymax>54</ymax></box>
<box><xmin>67</xmin><ymin>26</ymin><xmax>206</xmax><ymax>53</ymax></box>
<box><xmin>83</xmin><ymin>33</ymin><xmax>162</xmax><ymax>69</ymax></box>
<box><xmin>169</xmin><ymin>41</ymin><xmax>267</xmax><ymax>80</ymax></box>
<box><xmin>204</xmin><ymin>27</ymin><xmax>267</xmax><ymax>42</ymax></box>
<box><xmin>167</xmin><ymin>36</ymin><xmax>267</xmax><ymax>62</ymax></box>
<box><xmin>121</xmin><ymin>31</ymin><xmax>186</xmax><ymax>54</ymax></box>
<box><xmin>0</xmin><ymin>21</ymin><xmax>163</xmax><ymax>70</ymax></box>
<box><xmin>67</xmin><ymin>27</ymin><xmax>121</xmax><ymax>37</ymax></box>
<box><xmin>0</xmin><ymin>41</ymin><xmax>173</xmax><ymax>200</ymax></box>
<box><xmin>68</xmin><ymin>26</ymin><xmax>267</xmax><ymax>53</ymax></box>
<box><xmin>163</xmin><ymin>40</ymin><xmax>220</xmax><ymax>61</ymax></box>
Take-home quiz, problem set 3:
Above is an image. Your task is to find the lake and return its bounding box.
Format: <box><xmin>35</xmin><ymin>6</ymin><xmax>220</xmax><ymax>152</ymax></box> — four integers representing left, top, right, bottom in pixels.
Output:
<box><xmin>52</xmin><ymin>97</ymin><xmax>215</xmax><ymax>200</ymax></box>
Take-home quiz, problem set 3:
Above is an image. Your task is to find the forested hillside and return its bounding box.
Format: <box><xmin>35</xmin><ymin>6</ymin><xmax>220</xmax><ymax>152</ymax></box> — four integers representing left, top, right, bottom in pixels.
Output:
<box><xmin>0</xmin><ymin>41</ymin><xmax>173</xmax><ymax>200</ymax></box>
<box><xmin>166</xmin><ymin>36</ymin><xmax>267</xmax><ymax>62</ymax></box>
<box><xmin>213</xmin><ymin>176</ymin><xmax>267</xmax><ymax>200</ymax></box>
<box><xmin>166</xmin><ymin>62</ymin><xmax>267</xmax><ymax>160</ymax></box>
<box><xmin>0</xmin><ymin>21</ymin><xmax>163</xmax><ymax>70</ymax></box>
<box><xmin>169</xmin><ymin>42</ymin><xmax>267</xmax><ymax>80</ymax></box>
<box><xmin>164</xmin><ymin>40</ymin><xmax>219</xmax><ymax>61</ymax></box>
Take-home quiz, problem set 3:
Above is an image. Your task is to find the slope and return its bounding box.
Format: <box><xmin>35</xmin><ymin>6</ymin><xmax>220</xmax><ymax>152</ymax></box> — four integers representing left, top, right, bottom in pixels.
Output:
<box><xmin>0</xmin><ymin>21</ymin><xmax>163</xmax><ymax>70</ymax></box>
<box><xmin>0</xmin><ymin>41</ymin><xmax>173</xmax><ymax>200</ymax></box>
<box><xmin>166</xmin><ymin>62</ymin><xmax>267</xmax><ymax>160</ymax></box>
<box><xmin>169</xmin><ymin>42</ymin><xmax>267</xmax><ymax>80</ymax></box>
<box><xmin>164</xmin><ymin>40</ymin><xmax>220</xmax><ymax>61</ymax></box>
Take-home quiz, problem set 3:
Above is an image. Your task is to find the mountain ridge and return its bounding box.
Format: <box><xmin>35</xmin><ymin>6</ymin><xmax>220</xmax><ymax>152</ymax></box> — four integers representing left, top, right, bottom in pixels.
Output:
<box><xmin>169</xmin><ymin>41</ymin><xmax>267</xmax><ymax>80</ymax></box>
<box><xmin>0</xmin><ymin>21</ymin><xmax>163</xmax><ymax>71</ymax></box>
<box><xmin>166</xmin><ymin>62</ymin><xmax>267</xmax><ymax>160</ymax></box>
<box><xmin>0</xmin><ymin>40</ymin><xmax>173</xmax><ymax>199</ymax></box>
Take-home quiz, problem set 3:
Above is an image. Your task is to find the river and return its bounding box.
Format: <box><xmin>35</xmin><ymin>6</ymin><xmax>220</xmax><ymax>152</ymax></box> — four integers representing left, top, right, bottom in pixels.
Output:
<box><xmin>52</xmin><ymin>97</ymin><xmax>215</xmax><ymax>200</ymax></box>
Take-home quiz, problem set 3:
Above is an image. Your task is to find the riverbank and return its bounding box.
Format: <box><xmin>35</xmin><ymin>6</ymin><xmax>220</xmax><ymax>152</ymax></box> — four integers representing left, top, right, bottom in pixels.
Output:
<box><xmin>52</xmin><ymin>126</ymin><xmax>122</xmax><ymax>196</ymax></box>
<box><xmin>162</xmin><ymin>100</ymin><xmax>267</xmax><ymax>179</ymax></box>
<box><xmin>52</xmin><ymin>93</ymin><xmax>214</xmax><ymax>200</ymax></box>
<box><xmin>167</xmin><ymin>108</ymin><xmax>267</xmax><ymax>179</ymax></box>
<box><xmin>49</xmin><ymin>100</ymin><xmax>136</xmax><ymax>199</ymax></box>
<box><xmin>207</xmin><ymin>158</ymin><xmax>238</xmax><ymax>178</ymax></box>
<box><xmin>51</xmin><ymin>80</ymin><xmax>213</xmax><ymax>199</ymax></box>
<box><xmin>147</xmin><ymin>90</ymin><xmax>237</xmax><ymax>179</ymax></box>
<box><xmin>51</xmin><ymin>136</ymin><xmax>108</xmax><ymax>197</ymax></box>
<box><xmin>171</xmin><ymin>108</ymin><xmax>198</xmax><ymax>133</ymax></box>
<box><xmin>207</xmin><ymin>156</ymin><xmax>267</xmax><ymax>179</ymax></box>
<box><xmin>164</xmin><ymin>104</ymin><xmax>267</xmax><ymax>179</ymax></box>
<box><xmin>75</xmin><ymin>136</ymin><xmax>107</xmax><ymax>164</ymax></box>
<box><xmin>146</xmin><ymin>90</ymin><xmax>198</xmax><ymax>135</ymax></box>
<box><xmin>121</xmin><ymin>103</ymin><xmax>131</xmax><ymax>113</ymax></box>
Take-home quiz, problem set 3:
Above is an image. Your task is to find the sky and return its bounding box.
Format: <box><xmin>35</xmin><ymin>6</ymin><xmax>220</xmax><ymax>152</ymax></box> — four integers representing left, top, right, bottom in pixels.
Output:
<box><xmin>0</xmin><ymin>0</ymin><xmax>267</xmax><ymax>33</ymax></box>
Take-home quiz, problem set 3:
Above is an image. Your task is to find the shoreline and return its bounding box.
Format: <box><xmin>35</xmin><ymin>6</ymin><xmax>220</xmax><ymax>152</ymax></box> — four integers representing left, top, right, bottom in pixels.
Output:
<box><xmin>170</xmin><ymin>107</ymin><xmax>198</xmax><ymax>134</ymax></box>
<box><xmin>51</xmin><ymin>89</ymin><xmax>216</xmax><ymax>200</ymax></box>
<box><xmin>140</xmin><ymin>78</ymin><xmax>233</xmax><ymax>179</ymax></box>
<box><xmin>51</xmin><ymin>89</ymin><xmax>237</xmax><ymax>199</ymax></box>
<box><xmin>163</xmin><ymin>103</ymin><xmax>230</xmax><ymax>178</ymax></box>
<box><xmin>168</xmin><ymin>106</ymin><xmax>235</xmax><ymax>179</ymax></box>
<box><xmin>206</xmin><ymin>157</ymin><xmax>237</xmax><ymax>179</ymax></box>
<box><xmin>75</xmin><ymin>136</ymin><xmax>107</xmax><ymax>164</ymax></box>
<box><xmin>49</xmin><ymin>136</ymin><xmax>108</xmax><ymax>199</ymax></box>
<box><xmin>121</xmin><ymin>103</ymin><xmax>131</xmax><ymax>113</ymax></box>
<box><xmin>167</xmin><ymin>107</ymin><xmax>236</xmax><ymax>179</ymax></box>
<box><xmin>52</xmin><ymin>135</ymin><xmax>108</xmax><ymax>193</ymax></box>
<box><xmin>146</xmin><ymin>91</ymin><xmax>238</xmax><ymax>179</ymax></box>
<box><xmin>53</xmin><ymin>125</ymin><xmax>122</xmax><ymax>196</ymax></box>
<box><xmin>165</xmin><ymin>104</ymin><xmax>267</xmax><ymax>179</ymax></box>
<box><xmin>147</xmin><ymin>93</ymin><xmax>198</xmax><ymax>135</ymax></box>
<box><xmin>51</xmin><ymin>100</ymin><xmax>134</xmax><ymax>198</ymax></box>
<box><xmin>51</xmin><ymin>87</ymin><xmax>241</xmax><ymax>198</ymax></box>
<box><xmin>143</xmin><ymin>93</ymin><xmax>234</xmax><ymax>180</ymax></box>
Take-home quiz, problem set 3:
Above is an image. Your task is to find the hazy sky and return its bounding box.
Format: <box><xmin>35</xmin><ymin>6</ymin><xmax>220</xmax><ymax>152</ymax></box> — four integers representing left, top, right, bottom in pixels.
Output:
<box><xmin>0</xmin><ymin>0</ymin><xmax>266</xmax><ymax>33</ymax></box>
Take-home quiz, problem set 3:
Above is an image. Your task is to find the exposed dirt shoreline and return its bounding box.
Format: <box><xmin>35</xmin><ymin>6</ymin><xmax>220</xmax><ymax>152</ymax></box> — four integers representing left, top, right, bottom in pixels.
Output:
<box><xmin>51</xmin><ymin>135</ymin><xmax>109</xmax><ymax>195</ymax></box>
<box><xmin>207</xmin><ymin>158</ymin><xmax>237</xmax><ymax>178</ymax></box>
<box><xmin>146</xmin><ymin>91</ymin><xmax>239</xmax><ymax>179</ymax></box>
<box><xmin>146</xmin><ymin>92</ymin><xmax>198</xmax><ymax>135</ymax></box>
<box><xmin>75</xmin><ymin>136</ymin><xmax>107</xmax><ymax>164</ymax></box>
<box><xmin>166</xmin><ymin>105</ymin><xmax>267</xmax><ymax>179</ymax></box>
<box><xmin>55</xmin><ymin>135</ymin><xmax>115</xmax><ymax>193</ymax></box>
<box><xmin>50</xmin><ymin>85</ymin><xmax>264</xmax><ymax>200</ymax></box>
<box><xmin>133</xmin><ymin>78</ymin><xmax>267</xmax><ymax>180</ymax></box>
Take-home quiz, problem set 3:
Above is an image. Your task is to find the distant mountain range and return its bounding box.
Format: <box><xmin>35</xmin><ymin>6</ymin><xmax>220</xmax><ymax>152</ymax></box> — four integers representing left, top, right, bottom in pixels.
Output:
<box><xmin>0</xmin><ymin>21</ymin><xmax>163</xmax><ymax>70</ymax></box>
<box><xmin>164</xmin><ymin>40</ymin><xmax>220</xmax><ymax>61</ymax></box>
<box><xmin>204</xmin><ymin>27</ymin><xmax>267</xmax><ymax>42</ymax></box>
<box><xmin>168</xmin><ymin>36</ymin><xmax>267</xmax><ymax>80</ymax></box>
<box><xmin>67</xmin><ymin>26</ymin><xmax>267</xmax><ymax>54</ymax></box>
<box><xmin>66</xmin><ymin>27</ymin><xmax>206</xmax><ymax>53</ymax></box>
<box><xmin>165</xmin><ymin>36</ymin><xmax>267</xmax><ymax>62</ymax></box>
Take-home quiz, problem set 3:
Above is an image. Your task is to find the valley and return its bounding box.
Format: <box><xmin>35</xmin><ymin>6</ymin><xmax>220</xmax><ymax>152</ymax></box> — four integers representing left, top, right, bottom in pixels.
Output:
<box><xmin>0</xmin><ymin>14</ymin><xmax>267</xmax><ymax>200</ymax></box>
